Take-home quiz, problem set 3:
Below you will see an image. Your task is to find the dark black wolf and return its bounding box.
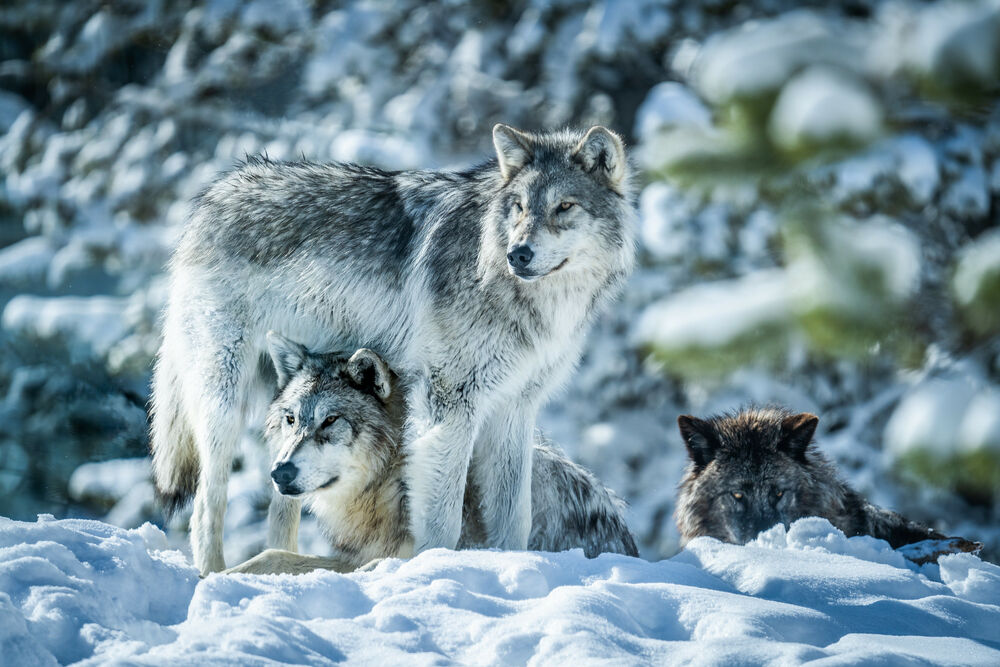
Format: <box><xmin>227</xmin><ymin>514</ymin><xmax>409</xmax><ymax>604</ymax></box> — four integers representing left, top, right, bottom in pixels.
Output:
<box><xmin>675</xmin><ymin>407</ymin><xmax>980</xmax><ymax>561</ymax></box>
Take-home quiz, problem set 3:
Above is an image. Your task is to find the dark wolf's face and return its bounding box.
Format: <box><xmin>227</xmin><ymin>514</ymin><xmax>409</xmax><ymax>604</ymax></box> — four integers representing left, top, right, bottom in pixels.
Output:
<box><xmin>675</xmin><ymin>408</ymin><xmax>822</xmax><ymax>545</ymax></box>
<box><xmin>491</xmin><ymin>125</ymin><xmax>634</xmax><ymax>283</ymax></box>
<box><xmin>263</xmin><ymin>332</ymin><xmax>397</xmax><ymax>499</ymax></box>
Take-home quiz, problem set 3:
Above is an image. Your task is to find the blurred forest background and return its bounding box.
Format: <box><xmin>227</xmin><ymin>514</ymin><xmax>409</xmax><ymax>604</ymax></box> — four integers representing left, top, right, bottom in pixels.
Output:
<box><xmin>0</xmin><ymin>0</ymin><xmax>998</xmax><ymax>564</ymax></box>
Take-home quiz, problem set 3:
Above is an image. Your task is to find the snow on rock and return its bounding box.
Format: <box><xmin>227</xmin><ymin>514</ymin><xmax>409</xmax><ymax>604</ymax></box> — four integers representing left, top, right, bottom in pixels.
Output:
<box><xmin>68</xmin><ymin>458</ymin><xmax>151</xmax><ymax>507</ymax></box>
<box><xmin>768</xmin><ymin>66</ymin><xmax>883</xmax><ymax>152</ymax></box>
<box><xmin>634</xmin><ymin>82</ymin><xmax>712</xmax><ymax>142</ymax></box>
<box><xmin>954</xmin><ymin>228</ymin><xmax>1000</xmax><ymax>335</ymax></box>
<box><xmin>1</xmin><ymin>516</ymin><xmax>998</xmax><ymax>665</ymax></box>
<box><xmin>0</xmin><ymin>236</ymin><xmax>57</xmax><ymax>287</ymax></box>
<box><xmin>884</xmin><ymin>375</ymin><xmax>999</xmax><ymax>457</ymax></box>
<box><xmin>897</xmin><ymin>0</ymin><xmax>1000</xmax><ymax>85</ymax></box>
<box><xmin>693</xmin><ymin>11</ymin><xmax>863</xmax><ymax>104</ymax></box>
<box><xmin>634</xmin><ymin>269</ymin><xmax>790</xmax><ymax>352</ymax></box>
<box><xmin>1</xmin><ymin>295</ymin><xmax>130</xmax><ymax>360</ymax></box>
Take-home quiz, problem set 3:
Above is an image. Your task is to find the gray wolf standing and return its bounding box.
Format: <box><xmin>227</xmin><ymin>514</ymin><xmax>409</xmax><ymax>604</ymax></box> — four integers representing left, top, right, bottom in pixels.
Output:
<box><xmin>674</xmin><ymin>406</ymin><xmax>981</xmax><ymax>562</ymax></box>
<box><xmin>226</xmin><ymin>334</ymin><xmax>637</xmax><ymax>575</ymax></box>
<box><xmin>150</xmin><ymin>124</ymin><xmax>636</xmax><ymax>573</ymax></box>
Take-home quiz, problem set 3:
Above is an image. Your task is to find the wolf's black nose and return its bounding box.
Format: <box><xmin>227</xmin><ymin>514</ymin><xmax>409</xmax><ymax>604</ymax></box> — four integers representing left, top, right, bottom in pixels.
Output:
<box><xmin>507</xmin><ymin>244</ymin><xmax>534</xmax><ymax>269</ymax></box>
<box><xmin>271</xmin><ymin>461</ymin><xmax>298</xmax><ymax>487</ymax></box>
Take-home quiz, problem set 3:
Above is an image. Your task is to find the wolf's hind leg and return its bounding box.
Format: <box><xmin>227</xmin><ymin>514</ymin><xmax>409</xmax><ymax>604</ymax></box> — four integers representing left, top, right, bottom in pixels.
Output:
<box><xmin>470</xmin><ymin>404</ymin><xmax>533</xmax><ymax>550</ymax></box>
<box><xmin>189</xmin><ymin>336</ymin><xmax>254</xmax><ymax>575</ymax></box>
<box><xmin>267</xmin><ymin>492</ymin><xmax>300</xmax><ymax>552</ymax></box>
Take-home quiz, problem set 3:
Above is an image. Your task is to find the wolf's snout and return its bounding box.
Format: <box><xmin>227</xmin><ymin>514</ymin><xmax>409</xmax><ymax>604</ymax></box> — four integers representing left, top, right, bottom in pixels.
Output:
<box><xmin>271</xmin><ymin>461</ymin><xmax>298</xmax><ymax>488</ymax></box>
<box><xmin>507</xmin><ymin>244</ymin><xmax>534</xmax><ymax>270</ymax></box>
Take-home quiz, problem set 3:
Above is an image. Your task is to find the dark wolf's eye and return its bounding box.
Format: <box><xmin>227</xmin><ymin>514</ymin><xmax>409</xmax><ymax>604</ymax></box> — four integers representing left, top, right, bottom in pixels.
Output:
<box><xmin>512</xmin><ymin>201</ymin><xmax>523</xmax><ymax>214</ymax></box>
<box><xmin>731</xmin><ymin>492</ymin><xmax>743</xmax><ymax>500</ymax></box>
<box><xmin>321</xmin><ymin>415</ymin><xmax>338</xmax><ymax>428</ymax></box>
<box><xmin>285</xmin><ymin>414</ymin><xmax>295</xmax><ymax>425</ymax></box>
<box><xmin>775</xmin><ymin>490</ymin><xmax>784</xmax><ymax>498</ymax></box>
<box><xmin>556</xmin><ymin>201</ymin><xmax>574</xmax><ymax>213</ymax></box>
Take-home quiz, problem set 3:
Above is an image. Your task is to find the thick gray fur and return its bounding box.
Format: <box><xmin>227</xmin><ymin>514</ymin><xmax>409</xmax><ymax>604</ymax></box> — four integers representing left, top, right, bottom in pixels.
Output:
<box><xmin>227</xmin><ymin>338</ymin><xmax>636</xmax><ymax>575</ymax></box>
<box><xmin>675</xmin><ymin>406</ymin><xmax>968</xmax><ymax>551</ymax></box>
<box><xmin>149</xmin><ymin>124</ymin><xmax>636</xmax><ymax>573</ymax></box>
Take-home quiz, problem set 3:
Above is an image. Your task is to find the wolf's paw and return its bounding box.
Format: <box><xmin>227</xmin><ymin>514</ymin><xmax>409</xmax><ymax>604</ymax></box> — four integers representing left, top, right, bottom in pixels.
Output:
<box><xmin>356</xmin><ymin>557</ymin><xmax>387</xmax><ymax>572</ymax></box>
<box><xmin>898</xmin><ymin>538</ymin><xmax>984</xmax><ymax>564</ymax></box>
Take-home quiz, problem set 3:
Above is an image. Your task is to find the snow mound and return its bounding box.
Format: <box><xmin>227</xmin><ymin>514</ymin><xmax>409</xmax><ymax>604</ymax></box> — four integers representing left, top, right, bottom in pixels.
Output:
<box><xmin>2</xmin><ymin>517</ymin><xmax>998</xmax><ymax>665</ymax></box>
<box><xmin>0</xmin><ymin>517</ymin><xmax>196</xmax><ymax>665</ymax></box>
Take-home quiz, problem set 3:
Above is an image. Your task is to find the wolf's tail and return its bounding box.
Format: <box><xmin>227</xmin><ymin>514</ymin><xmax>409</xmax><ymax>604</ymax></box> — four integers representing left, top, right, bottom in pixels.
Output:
<box><xmin>149</xmin><ymin>350</ymin><xmax>200</xmax><ymax>518</ymax></box>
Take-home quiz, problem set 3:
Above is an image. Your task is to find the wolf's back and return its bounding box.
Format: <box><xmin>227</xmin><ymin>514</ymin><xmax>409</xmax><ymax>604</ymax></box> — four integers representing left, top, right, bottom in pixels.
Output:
<box><xmin>149</xmin><ymin>340</ymin><xmax>199</xmax><ymax>517</ymax></box>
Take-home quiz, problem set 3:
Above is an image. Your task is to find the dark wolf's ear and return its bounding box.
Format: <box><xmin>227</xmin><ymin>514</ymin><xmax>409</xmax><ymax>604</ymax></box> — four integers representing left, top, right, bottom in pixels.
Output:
<box><xmin>779</xmin><ymin>413</ymin><xmax>819</xmax><ymax>461</ymax></box>
<box><xmin>266</xmin><ymin>331</ymin><xmax>308</xmax><ymax>389</ymax></box>
<box><xmin>346</xmin><ymin>348</ymin><xmax>393</xmax><ymax>401</ymax></box>
<box><xmin>678</xmin><ymin>415</ymin><xmax>719</xmax><ymax>471</ymax></box>
<box><xmin>572</xmin><ymin>126</ymin><xmax>626</xmax><ymax>189</ymax></box>
<box><xmin>493</xmin><ymin>124</ymin><xmax>533</xmax><ymax>182</ymax></box>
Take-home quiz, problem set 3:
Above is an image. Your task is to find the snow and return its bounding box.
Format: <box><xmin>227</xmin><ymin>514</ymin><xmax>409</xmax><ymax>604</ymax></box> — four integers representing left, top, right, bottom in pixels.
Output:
<box><xmin>768</xmin><ymin>67</ymin><xmax>883</xmax><ymax>151</ymax></box>
<box><xmin>634</xmin><ymin>82</ymin><xmax>712</xmax><ymax>141</ymax></box>
<box><xmin>1</xmin><ymin>516</ymin><xmax>997</xmax><ymax>665</ymax></box>
<box><xmin>2</xmin><ymin>0</ymin><xmax>1000</xmax><ymax>649</ymax></box>
<box><xmin>2</xmin><ymin>295</ymin><xmax>130</xmax><ymax>360</ymax></box>
<box><xmin>634</xmin><ymin>270</ymin><xmax>790</xmax><ymax>351</ymax></box>
<box><xmin>693</xmin><ymin>11</ymin><xmax>863</xmax><ymax>104</ymax></box>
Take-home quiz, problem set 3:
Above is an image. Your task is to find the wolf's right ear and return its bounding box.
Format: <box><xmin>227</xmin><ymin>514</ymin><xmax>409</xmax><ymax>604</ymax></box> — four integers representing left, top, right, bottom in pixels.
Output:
<box><xmin>493</xmin><ymin>124</ymin><xmax>533</xmax><ymax>182</ymax></box>
<box><xmin>266</xmin><ymin>331</ymin><xmax>308</xmax><ymax>389</ymax></box>
<box><xmin>779</xmin><ymin>413</ymin><xmax>819</xmax><ymax>461</ymax></box>
<box><xmin>572</xmin><ymin>126</ymin><xmax>627</xmax><ymax>190</ymax></box>
<box><xmin>678</xmin><ymin>415</ymin><xmax>718</xmax><ymax>470</ymax></box>
<box><xmin>346</xmin><ymin>348</ymin><xmax>393</xmax><ymax>401</ymax></box>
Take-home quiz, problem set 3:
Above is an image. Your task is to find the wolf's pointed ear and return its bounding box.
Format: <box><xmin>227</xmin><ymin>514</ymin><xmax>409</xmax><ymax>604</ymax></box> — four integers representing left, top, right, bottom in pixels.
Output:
<box><xmin>346</xmin><ymin>348</ymin><xmax>393</xmax><ymax>401</ymax></box>
<box><xmin>678</xmin><ymin>415</ymin><xmax>719</xmax><ymax>470</ymax></box>
<box><xmin>779</xmin><ymin>413</ymin><xmax>819</xmax><ymax>461</ymax></box>
<box><xmin>572</xmin><ymin>126</ymin><xmax>626</xmax><ymax>189</ymax></box>
<box><xmin>493</xmin><ymin>124</ymin><xmax>533</xmax><ymax>182</ymax></box>
<box><xmin>267</xmin><ymin>331</ymin><xmax>308</xmax><ymax>389</ymax></box>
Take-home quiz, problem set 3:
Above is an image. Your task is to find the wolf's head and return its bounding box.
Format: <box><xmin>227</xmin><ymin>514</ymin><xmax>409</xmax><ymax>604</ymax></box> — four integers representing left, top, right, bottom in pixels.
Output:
<box><xmin>263</xmin><ymin>332</ymin><xmax>399</xmax><ymax>500</ymax></box>
<box><xmin>489</xmin><ymin>124</ymin><xmax>635</xmax><ymax>283</ymax></box>
<box><xmin>675</xmin><ymin>407</ymin><xmax>826</xmax><ymax>545</ymax></box>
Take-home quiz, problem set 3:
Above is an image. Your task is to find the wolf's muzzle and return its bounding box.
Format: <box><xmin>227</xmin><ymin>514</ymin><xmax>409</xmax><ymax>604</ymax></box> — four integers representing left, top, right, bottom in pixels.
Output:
<box><xmin>507</xmin><ymin>243</ymin><xmax>534</xmax><ymax>271</ymax></box>
<box><xmin>271</xmin><ymin>460</ymin><xmax>300</xmax><ymax>495</ymax></box>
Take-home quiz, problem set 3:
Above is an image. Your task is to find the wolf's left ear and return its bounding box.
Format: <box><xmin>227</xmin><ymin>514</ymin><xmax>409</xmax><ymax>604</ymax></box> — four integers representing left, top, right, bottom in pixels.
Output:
<box><xmin>267</xmin><ymin>331</ymin><xmax>308</xmax><ymax>389</ymax></box>
<box><xmin>678</xmin><ymin>415</ymin><xmax>719</xmax><ymax>471</ymax></box>
<box><xmin>572</xmin><ymin>126</ymin><xmax>626</xmax><ymax>189</ymax></box>
<box><xmin>493</xmin><ymin>124</ymin><xmax>533</xmax><ymax>182</ymax></box>
<box><xmin>779</xmin><ymin>413</ymin><xmax>819</xmax><ymax>460</ymax></box>
<box><xmin>346</xmin><ymin>348</ymin><xmax>393</xmax><ymax>401</ymax></box>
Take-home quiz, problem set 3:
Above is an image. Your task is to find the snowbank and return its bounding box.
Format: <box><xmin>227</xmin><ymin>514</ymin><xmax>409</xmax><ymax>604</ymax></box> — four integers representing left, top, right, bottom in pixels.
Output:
<box><xmin>2</xmin><ymin>516</ymin><xmax>998</xmax><ymax>665</ymax></box>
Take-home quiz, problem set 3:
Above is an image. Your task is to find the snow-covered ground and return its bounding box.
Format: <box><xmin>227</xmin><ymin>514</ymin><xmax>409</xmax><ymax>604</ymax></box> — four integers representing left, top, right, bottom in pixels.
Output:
<box><xmin>2</xmin><ymin>516</ymin><xmax>998</xmax><ymax>665</ymax></box>
<box><xmin>1</xmin><ymin>2</ymin><xmax>1000</xmax><ymax>659</ymax></box>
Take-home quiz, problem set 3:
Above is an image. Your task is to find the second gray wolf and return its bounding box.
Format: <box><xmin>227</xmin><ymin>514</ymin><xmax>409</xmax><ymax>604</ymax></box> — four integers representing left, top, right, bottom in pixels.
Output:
<box><xmin>226</xmin><ymin>333</ymin><xmax>637</xmax><ymax>575</ymax></box>
<box><xmin>675</xmin><ymin>406</ymin><xmax>981</xmax><ymax>562</ymax></box>
<box><xmin>149</xmin><ymin>124</ymin><xmax>636</xmax><ymax>573</ymax></box>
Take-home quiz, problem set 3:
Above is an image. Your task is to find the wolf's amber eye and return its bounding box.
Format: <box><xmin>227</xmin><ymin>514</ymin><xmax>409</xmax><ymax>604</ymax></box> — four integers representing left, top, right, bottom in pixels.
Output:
<box><xmin>776</xmin><ymin>490</ymin><xmax>784</xmax><ymax>498</ymax></box>
<box><xmin>321</xmin><ymin>415</ymin><xmax>338</xmax><ymax>428</ymax></box>
<box><xmin>285</xmin><ymin>414</ymin><xmax>295</xmax><ymax>425</ymax></box>
<box><xmin>557</xmin><ymin>201</ymin><xmax>574</xmax><ymax>212</ymax></box>
<box><xmin>732</xmin><ymin>492</ymin><xmax>743</xmax><ymax>500</ymax></box>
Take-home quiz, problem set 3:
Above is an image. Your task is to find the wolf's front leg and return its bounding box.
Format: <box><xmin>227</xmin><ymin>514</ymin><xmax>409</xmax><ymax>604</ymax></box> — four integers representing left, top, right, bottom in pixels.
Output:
<box><xmin>267</xmin><ymin>492</ymin><xmax>300</xmax><ymax>552</ymax></box>
<box><xmin>470</xmin><ymin>404</ymin><xmax>533</xmax><ymax>550</ymax></box>
<box><xmin>404</xmin><ymin>382</ymin><xmax>480</xmax><ymax>553</ymax></box>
